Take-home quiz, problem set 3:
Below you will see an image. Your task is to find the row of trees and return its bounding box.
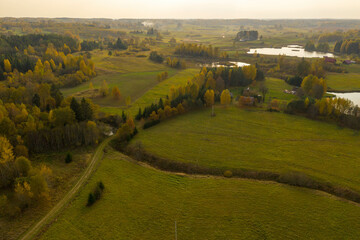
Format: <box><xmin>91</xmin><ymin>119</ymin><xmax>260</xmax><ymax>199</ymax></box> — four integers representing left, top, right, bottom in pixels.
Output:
<box><xmin>334</xmin><ymin>39</ymin><xmax>360</xmax><ymax>55</ymax></box>
<box><xmin>165</xmin><ymin>57</ymin><xmax>186</xmax><ymax>69</ymax></box>
<box><xmin>286</xmin><ymin>96</ymin><xmax>360</xmax><ymax>130</ymax></box>
<box><xmin>0</xmin><ymin>34</ymin><xmax>80</xmax><ymax>55</ymax></box>
<box><xmin>305</xmin><ymin>41</ymin><xmax>330</xmax><ymax>52</ymax></box>
<box><xmin>175</xmin><ymin>43</ymin><xmax>220</xmax><ymax>58</ymax></box>
<box><xmin>235</xmin><ymin>31</ymin><xmax>258</xmax><ymax>41</ymax></box>
<box><xmin>157</xmin><ymin>72</ymin><xmax>168</xmax><ymax>82</ymax></box>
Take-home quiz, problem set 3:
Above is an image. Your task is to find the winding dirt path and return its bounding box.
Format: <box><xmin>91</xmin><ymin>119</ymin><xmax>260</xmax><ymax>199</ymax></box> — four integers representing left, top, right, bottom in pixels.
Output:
<box><xmin>19</xmin><ymin>137</ymin><xmax>113</xmax><ymax>240</ymax></box>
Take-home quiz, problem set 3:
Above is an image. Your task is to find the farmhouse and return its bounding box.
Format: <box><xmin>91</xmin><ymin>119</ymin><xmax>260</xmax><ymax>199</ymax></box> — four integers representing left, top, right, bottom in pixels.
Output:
<box><xmin>343</xmin><ymin>60</ymin><xmax>356</xmax><ymax>65</ymax></box>
<box><xmin>324</xmin><ymin>56</ymin><xmax>336</xmax><ymax>64</ymax></box>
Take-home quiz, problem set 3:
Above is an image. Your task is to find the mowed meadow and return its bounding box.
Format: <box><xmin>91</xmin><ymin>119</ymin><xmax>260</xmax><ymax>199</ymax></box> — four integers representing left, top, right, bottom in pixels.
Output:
<box><xmin>132</xmin><ymin>106</ymin><xmax>360</xmax><ymax>192</ymax></box>
<box><xmin>39</xmin><ymin>150</ymin><xmax>360</xmax><ymax>240</ymax></box>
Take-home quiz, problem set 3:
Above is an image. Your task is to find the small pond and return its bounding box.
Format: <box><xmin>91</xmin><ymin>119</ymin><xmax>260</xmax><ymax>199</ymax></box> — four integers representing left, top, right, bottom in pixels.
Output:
<box><xmin>248</xmin><ymin>45</ymin><xmax>334</xmax><ymax>58</ymax></box>
<box><xmin>328</xmin><ymin>92</ymin><xmax>360</xmax><ymax>106</ymax></box>
<box><xmin>200</xmin><ymin>61</ymin><xmax>250</xmax><ymax>68</ymax></box>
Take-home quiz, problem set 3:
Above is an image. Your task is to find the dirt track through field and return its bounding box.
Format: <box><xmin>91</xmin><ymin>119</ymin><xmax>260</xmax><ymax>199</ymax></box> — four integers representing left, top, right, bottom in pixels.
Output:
<box><xmin>19</xmin><ymin>137</ymin><xmax>113</xmax><ymax>240</ymax></box>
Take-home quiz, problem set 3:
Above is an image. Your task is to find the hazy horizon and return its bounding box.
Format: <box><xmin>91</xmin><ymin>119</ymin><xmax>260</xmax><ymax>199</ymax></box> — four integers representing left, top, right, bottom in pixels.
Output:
<box><xmin>1</xmin><ymin>0</ymin><xmax>360</xmax><ymax>19</ymax></box>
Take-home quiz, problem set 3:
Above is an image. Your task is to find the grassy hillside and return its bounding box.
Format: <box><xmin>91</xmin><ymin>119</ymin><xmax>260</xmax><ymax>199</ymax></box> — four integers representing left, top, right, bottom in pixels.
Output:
<box><xmin>102</xmin><ymin>68</ymin><xmax>199</xmax><ymax>116</ymax></box>
<box><xmin>132</xmin><ymin>106</ymin><xmax>360</xmax><ymax>192</ymax></box>
<box><xmin>61</xmin><ymin>51</ymin><xmax>177</xmax><ymax>108</ymax></box>
<box><xmin>39</xmin><ymin>150</ymin><xmax>360</xmax><ymax>240</ymax></box>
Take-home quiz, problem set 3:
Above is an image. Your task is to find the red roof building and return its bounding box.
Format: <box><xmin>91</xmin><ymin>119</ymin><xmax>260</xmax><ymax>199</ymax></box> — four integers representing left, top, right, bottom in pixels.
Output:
<box><xmin>324</xmin><ymin>56</ymin><xmax>336</xmax><ymax>64</ymax></box>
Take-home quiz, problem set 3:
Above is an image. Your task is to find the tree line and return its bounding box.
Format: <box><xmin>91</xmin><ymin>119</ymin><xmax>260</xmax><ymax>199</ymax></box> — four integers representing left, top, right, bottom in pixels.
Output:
<box><xmin>174</xmin><ymin>43</ymin><xmax>221</xmax><ymax>58</ymax></box>
<box><xmin>135</xmin><ymin>65</ymin><xmax>261</xmax><ymax>125</ymax></box>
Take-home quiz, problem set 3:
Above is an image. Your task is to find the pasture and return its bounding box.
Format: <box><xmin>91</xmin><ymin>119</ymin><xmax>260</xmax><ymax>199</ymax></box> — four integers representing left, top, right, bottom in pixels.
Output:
<box><xmin>38</xmin><ymin>149</ymin><xmax>360</xmax><ymax>240</ymax></box>
<box><xmin>132</xmin><ymin>106</ymin><xmax>360</xmax><ymax>192</ymax></box>
<box><xmin>327</xmin><ymin>72</ymin><xmax>360</xmax><ymax>92</ymax></box>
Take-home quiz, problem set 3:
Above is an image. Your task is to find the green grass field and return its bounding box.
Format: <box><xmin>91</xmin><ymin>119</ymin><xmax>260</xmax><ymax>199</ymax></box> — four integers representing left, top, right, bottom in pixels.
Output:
<box><xmin>38</xmin><ymin>149</ymin><xmax>360</xmax><ymax>240</ymax></box>
<box><xmin>62</xmin><ymin>70</ymin><xmax>177</xmax><ymax>106</ymax></box>
<box><xmin>132</xmin><ymin>106</ymin><xmax>360</xmax><ymax>192</ymax></box>
<box><xmin>61</xmin><ymin>51</ymin><xmax>177</xmax><ymax>108</ymax></box>
<box><xmin>231</xmin><ymin>77</ymin><xmax>296</xmax><ymax>103</ymax></box>
<box><xmin>345</xmin><ymin>64</ymin><xmax>360</xmax><ymax>74</ymax></box>
<box><xmin>327</xmin><ymin>73</ymin><xmax>360</xmax><ymax>92</ymax></box>
<box><xmin>90</xmin><ymin>50</ymin><xmax>171</xmax><ymax>74</ymax></box>
<box><xmin>261</xmin><ymin>77</ymin><xmax>297</xmax><ymax>102</ymax></box>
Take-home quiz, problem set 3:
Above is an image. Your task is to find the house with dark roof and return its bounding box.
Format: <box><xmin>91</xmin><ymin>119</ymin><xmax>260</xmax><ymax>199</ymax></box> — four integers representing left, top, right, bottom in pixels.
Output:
<box><xmin>343</xmin><ymin>60</ymin><xmax>356</xmax><ymax>65</ymax></box>
<box><xmin>324</xmin><ymin>56</ymin><xmax>336</xmax><ymax>64</ymax></box>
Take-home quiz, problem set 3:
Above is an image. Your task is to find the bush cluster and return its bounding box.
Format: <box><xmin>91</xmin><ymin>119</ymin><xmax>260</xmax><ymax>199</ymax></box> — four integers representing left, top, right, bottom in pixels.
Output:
<box><xmin>65</xmin><ymin>153</ymin><xmax>72</xmax><ymax>164</ymax></box>
<box><xmin>87</xmin><ymin>181</ymin><xmax>105</xmax><ymax>206</ymax></box>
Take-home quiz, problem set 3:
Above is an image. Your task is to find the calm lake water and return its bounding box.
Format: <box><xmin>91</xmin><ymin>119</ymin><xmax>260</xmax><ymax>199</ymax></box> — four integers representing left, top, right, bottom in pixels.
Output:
<box><xmin>328</xmin><ymin>92</ymin><xmax>360</xmax><ymax>106</ymax></box>
<box><xmin>200</xmin><ymin>61</ymin><xmax>250</xmax><ymax>68</ymax></box>
<box><xmin>248</xmin><ymin>45</ymin><xmax>334</xmax><ymax>58</ymax></box>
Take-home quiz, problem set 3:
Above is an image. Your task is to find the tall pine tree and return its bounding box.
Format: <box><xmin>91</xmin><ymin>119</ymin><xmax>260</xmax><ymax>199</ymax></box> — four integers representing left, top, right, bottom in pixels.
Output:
<box><xmin>81</xmin><ymin>98</ymin><xmax>93</xmax><ymax>121</ymax></box>
<box><xmin>70</xmin><ymin>98</ymin><xmax>83</xmax><ymax>121</ymax></box>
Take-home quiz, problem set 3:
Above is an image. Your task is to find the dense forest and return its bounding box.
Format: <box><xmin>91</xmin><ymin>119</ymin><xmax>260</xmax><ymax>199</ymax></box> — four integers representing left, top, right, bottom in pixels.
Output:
<box><xmin>0</xmin><ymin>33</ymin><xmax>107</xmax><ymax>217</ymax></box>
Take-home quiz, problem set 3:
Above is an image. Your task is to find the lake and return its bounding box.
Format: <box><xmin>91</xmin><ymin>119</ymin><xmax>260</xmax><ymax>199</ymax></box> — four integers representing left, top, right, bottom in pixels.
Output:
<box><xmin>328</xmin><ymin>92</ymin><xmax>360</xmax><ymax>106</ymax></box>
<box><xmin>248</xmin><ymin>45</ymin><xmax>334</xmax><ymax>58</ymax></box>
<box><xmin>200</xmin><ymin>61</ymin><xmax>250</xmax><ymax>68</ymax></box>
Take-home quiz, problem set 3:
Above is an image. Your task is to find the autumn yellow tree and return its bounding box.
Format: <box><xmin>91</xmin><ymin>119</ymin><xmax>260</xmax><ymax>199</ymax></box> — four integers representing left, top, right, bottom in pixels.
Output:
<box><xmin>149</xmin><ymin>111</ymin><xmax>159</xmax><ymax>121</ymax></box>
<box><xmin>301</xmin><ymin>74</ymin><xmax>327</xmax><ymax>99</ymax></box>
<box><xmin>205</xmin><ymin>71</ymin><xmax>216</xmax><ymax>89</ymax></box>
<box><xmin>177</xmin><ymin>103</ymin><xmax>185</xmax><ymax>114</ymax></box>
<box><xmin>220</xmin><ymin>89</ymin><xmax>231</xmax><ymax>105</ymax></box>
<box><xmin>0</xmin><ymin>136</ymin><xmax>15</xmax><ymax>188</ymax></box>
<box><xmin>204</xmin><ymin>89</ymin><xmax>215</xmax><ymax>107</ymax></box>
<box><xmin>27</xmin><ymin>45</ymin><xmax>36</xmax><ymax>55</ymax></box>
<box><xmin>243</xmin><ymin>65</ymin><xmax>257</xmax><ymax>82</ymax></box>
<box><xmin>100</xmin><ymin>80</ymin><xmax>109</xmax><ymax>97</ymax></box>
<box><xmin>112</xmin><ymin>86</ymin><xmax>122</xmax><ymax>100</ymax></box>
<box><xmin>0</xmin><ymin>136</ymin><xmax>14</xmax><ymax>164</ymax></box>
<box><xmin>125</xmin><ymin>96</ymin><xmax>131</xmax><ymax>106</ymax></box>
<box><xmin>4</xmin><ymin>59</ymin><xmax>11</xmax><ymax>73</ymax></box>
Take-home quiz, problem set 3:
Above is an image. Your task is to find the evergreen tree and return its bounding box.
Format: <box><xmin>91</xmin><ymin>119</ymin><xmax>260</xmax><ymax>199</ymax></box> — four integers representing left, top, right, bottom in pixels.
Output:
<box><xmin>98</xmin><ymin>181</ymin><xmax>105</xmax><ymax>191</ymax></box>
<box><xmin>32</xmin><ymin>94</ymin><xmax>41</xmax><ymax>107</ymax></box>
<box><xmin>70</xmin><ymin>98</ymin><xmax>83</xmax><ymax>121</ymax></box>
<box><xmin>65</xmin><ymin>152</ymin><xmax>72</xmax><ymax>163</ymax></box>
<box><xmin>135</xmin><ymin>108</ymin><xmax>142</xmax><ymax>121</ymax></box>
<box><xmin>158</xmin><ymin>98</ymin><xmax>164</xmax><ymax>109</ymax></box>
<box><xmin>81</xmin><ymin>98</ymin><xmax>93</xmax><ymax>120</ymax></box>
<box><xmin>51</xmin><ymin>85</ymin><xmax>64</xmax><ymax>107</ymax></box>
<box><xmin>122</xmin><ymin>110</ymin><xmax>127</xmax><ymax>122</ymax></box>
<box><xmin>87</xmin><ymin>193</ymin><xmax>95</xmax><ymax>206</ymax></box>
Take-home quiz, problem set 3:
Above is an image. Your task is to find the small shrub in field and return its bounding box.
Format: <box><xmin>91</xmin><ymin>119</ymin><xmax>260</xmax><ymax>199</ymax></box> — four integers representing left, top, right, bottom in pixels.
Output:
<box><xmin>94</xmin><ymin>187</ymin><xmax>102</xmax><ymax>200</ymax></box>
<box><xmin>98</xmin><ymin>181</ymin><xmax>105</xmax><ymax>191</ymax></box>
<box><xmin>87</xmin><ymin>193</ymin><xmax>95</xmax><ymax>206</ymax></box>
<box><xmin>224</xmin><ymin>170</ymin><xmax>233</xmax><ymax>178</ymax></box>
<box><xmin>86</xmin><ymin>181</ymin><xmax>105</xmax><ymax>206</ymax></box>
<box><xmin>65</xmin><ymin>153</ymin><xmax>72</xmax><ymax>164</ymax></box>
